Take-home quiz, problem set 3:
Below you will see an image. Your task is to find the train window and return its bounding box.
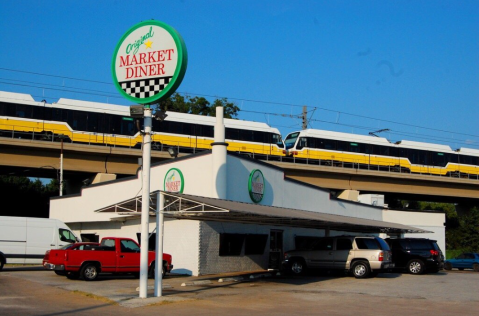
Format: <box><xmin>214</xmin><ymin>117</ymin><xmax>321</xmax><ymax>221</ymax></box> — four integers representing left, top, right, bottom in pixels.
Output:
<box><xmin>62</xmin><ymin>108</ymin><xmax>70</xmax><ymax>124</ymax></box>
<box><xmin>239</xmin><ymin>129</ymin><xmax>253</xmax><ymax>142</ymax></box>
<box><xmin>1</xmin><ymin>102</ymin><xmax>15</xmax><ymax>116</ymax></box>
<box><xmin>318</xmin><ymin>139</ymin><xmax>335</xmax><ymax>150</ymax></box>
<box><xmin>336</xmin><ymin>141</ymin><xmax>347</xmax><ymax>152</ymax></box>
<box><xmin>389</xmin><ymin>147</ymin><xmax>399</xmax><ymax>157</ymax></box>
<box><xmin>121</xmin><ymin>117</ymin><xmax>136</xmax><ymax>136</ymax></box>
<box><xmin>51</xmin><ymin>108</ymin><xmax>62</xmax><ymax>122</ymax></box>
<box><xmin>225</xmin><ymin>127</ymin><xmax>238</xmax><ymax>140</ymax></box>
<box><xmin>16</xmin><ymin>104</ymin><xmax>32</xmax><ymax>118</ymax></box>
<box><xmin>306</xmin><ymin>137</ymin><xmax>317</xmax><ymax>148</ymax></box>
<box><xmin>71</xmin><ymin>110</ymin><xmax>88</xmax><ymax>131</ymax></box>
<box><xmin>296</xmin><ymin>137</ymin><xmax>307</xmax><ymax>149</ymax></box>
<box><xmin>168</xmin><ymin>121</ymin><xmax>182</xmax><ymax>134</ymax></box>
<box><xmin>97</xmin><ymin>114</ymin><xmax>109</xmax><ymax>133</ymax></box>
<box><xmin>350</xmin><ymin>143</ymin><xmax>360</xmax><ymax>153</ymax></box>
<box><xmin>379</xmin><ymin>146</ymin><xmax>390</xmax><ymax>156</ymax></box>
<box><xmin>88</xmin><ymin>113</ymin><xmax>99</xmax><ymax>132</ymax></box>
<box><xmin>32</xmin><ymin>106</ymin><xmax>44</xmax><ymax>121</ymax></box>
<box><xmin>109</xmin><ymin>114</ymin><xmax>121</xmax><ymax>134</ymax></box>
<box><xmin>449</xmin><ymin>153</ymin><xmax>458</xmax><ymax>164</ymax></box>
<box><xmin>252</xmin><ymin>131</ymin><xmax>265</xmax><ymax>143</ymax></box>
<box><xmin>182</xmin><ymin>122</ymin><xmax>193</xmax><ymax>136</ymax></box>
<box><xmin>432</xmin><ymin>152</ymin><xmax>447</xmax><ymax>167</ymax></box>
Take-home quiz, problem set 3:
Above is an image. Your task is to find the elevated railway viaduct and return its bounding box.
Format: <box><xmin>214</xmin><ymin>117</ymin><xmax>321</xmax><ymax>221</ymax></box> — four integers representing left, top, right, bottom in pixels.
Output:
<box><xmin>1</xmin><ymin>137</ymin><xmax>478</xmax><ymax>205</ymax></box>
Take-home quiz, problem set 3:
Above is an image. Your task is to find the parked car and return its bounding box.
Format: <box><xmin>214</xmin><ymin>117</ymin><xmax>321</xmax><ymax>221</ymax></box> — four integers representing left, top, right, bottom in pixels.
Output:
<box><xmin>0</xmin><ymin>216</ymin><xmax>80</xmax><ymax>270</ymax></box>
<box><xmin>282</xmin><ymin>236</ymin><xmax>394</xmax><ymax>278</ymax></box>
<box><xmin>43</xmin><ymin>237</ymin><xmax>173</xmax><ymax>280</ymax></box>
<box><xmin>43</xmin><ymin>242</ymin><xmax>100</xmax><ymax>275</ymax></box>
<box><xmin>444</xmin><ymin>253</ymin><xmax>479</xmax><ymax>272</ymax></box>
<box><xmin>385</xmin><ymin>238</ymin><xmax>444</xmax><ymax>274</ymax></box>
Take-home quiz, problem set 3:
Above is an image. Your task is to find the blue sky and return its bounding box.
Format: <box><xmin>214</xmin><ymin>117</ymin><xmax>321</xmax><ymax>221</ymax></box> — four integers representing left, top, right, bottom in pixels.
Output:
<box><xmin>0</xmin><ymin>0</ymin><xmax>477</xmax><ymax>150</ymax></box>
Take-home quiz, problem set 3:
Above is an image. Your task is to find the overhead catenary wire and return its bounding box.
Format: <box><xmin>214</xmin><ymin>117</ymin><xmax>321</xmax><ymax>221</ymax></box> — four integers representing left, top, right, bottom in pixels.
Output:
<box><xmin>0</xmin><ymin>67</ymin><xmax>477</xmax><ymax>149</ymax></box>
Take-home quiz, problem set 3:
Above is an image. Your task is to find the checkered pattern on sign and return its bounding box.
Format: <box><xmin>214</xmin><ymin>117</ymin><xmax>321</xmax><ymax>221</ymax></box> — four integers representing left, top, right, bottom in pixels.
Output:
<box><xmin>120</xmin><ymin>76</ymin><xmax>173</xmax><ymax>99</ymax></box>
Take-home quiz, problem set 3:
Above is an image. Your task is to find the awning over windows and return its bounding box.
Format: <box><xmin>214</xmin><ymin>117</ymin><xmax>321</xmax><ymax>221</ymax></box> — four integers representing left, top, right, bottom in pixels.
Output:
<box><xmin>96</xmin><ymin>191</ymin><xmax>428</xmax><ymax>234</ymax></box>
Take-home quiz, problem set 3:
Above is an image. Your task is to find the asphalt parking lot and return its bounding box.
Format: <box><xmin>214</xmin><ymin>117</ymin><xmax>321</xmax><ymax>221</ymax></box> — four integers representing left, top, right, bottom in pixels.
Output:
<box><xmin>1</xmin><ymin>266</ymin><xmax>478</xmax><ymax>315</ymax></box>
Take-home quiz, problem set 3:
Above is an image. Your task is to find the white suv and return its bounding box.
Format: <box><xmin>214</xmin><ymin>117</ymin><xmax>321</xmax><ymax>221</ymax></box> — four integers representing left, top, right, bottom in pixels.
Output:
<box><xmin>282</xmin><ymin>236</ymin><xmax>394</xmax><ymax>278</ymax></box>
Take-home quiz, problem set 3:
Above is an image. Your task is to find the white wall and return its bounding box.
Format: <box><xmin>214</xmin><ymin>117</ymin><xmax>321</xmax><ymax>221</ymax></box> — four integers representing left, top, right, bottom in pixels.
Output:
<box><xmin>382</xmin><ymin>209</ymin><xmax>446</xmax><ymax>256</ymax></box>
<box><xmin>226</xmin><ymin>155</ymin><xmax>384</xmax><ymax>220</ymax></box>
<box><xmin>51</xmin><ymin>154</ymin><xmax>214</xmax><ymax>224</ymax></box>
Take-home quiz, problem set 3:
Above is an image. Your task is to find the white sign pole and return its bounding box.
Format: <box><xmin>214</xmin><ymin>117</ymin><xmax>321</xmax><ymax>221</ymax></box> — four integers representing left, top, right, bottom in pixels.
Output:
<box><xmin>154</xmin><ymin>191</ymin><xmax>164</xmax><ymax>297</ymax></box>
<box><xmin>139</xmin><ymin>107</ymin><xmax>152</xmax><ymax>298</ymax></box>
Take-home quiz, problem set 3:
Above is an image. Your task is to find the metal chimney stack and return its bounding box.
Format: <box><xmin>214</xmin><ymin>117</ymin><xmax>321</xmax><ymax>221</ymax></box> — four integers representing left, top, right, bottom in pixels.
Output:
<box><xmin>211</xmin><ymin>106</ymin><xmax>228</xmax><ymax>199</ymax></box>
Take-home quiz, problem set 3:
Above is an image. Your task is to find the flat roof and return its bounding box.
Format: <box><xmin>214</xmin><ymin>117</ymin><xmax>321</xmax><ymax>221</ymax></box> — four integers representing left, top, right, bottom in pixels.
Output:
<box><xmin>96</xmin><ymin>191</ymin><xmax>428</xmax><ymax>234</ymax></box>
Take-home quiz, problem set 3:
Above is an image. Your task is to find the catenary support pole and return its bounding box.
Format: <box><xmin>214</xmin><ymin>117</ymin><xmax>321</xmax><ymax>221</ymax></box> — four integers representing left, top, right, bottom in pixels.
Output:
<box><xmin>139</xmin><ymin>107</ymin><xmax>152</xmax><ymax>298</ymax></box>
<box><xmin>155</xmin><ymin>191</ymin><xmax>164</xmax><ymax>297</ymax></box>
<box><xmin>60</xmin><ymin>136</ymin><xmax>64</xmax><ymax>196</ymax></box>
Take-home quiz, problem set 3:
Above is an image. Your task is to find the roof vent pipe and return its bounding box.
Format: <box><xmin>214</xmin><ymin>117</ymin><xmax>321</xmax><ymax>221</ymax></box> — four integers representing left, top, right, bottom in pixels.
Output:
<box><xmin>211</xmin><ymin>106</ymin><xmax>228</xmax><ymax>199</ymax></box>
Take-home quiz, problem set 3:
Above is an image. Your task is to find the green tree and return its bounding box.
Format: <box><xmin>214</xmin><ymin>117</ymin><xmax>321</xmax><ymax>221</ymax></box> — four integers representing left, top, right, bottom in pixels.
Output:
<box><xmin>457</xmin><ymin>207</ymin><xmax>479</xmax><ymax>252</ymax></box>
<box><xmin>0</xmin><ymin>176</ymin><xmax>58</xmax><ymax>218</ymax></box>
<box><xmin>155</xmin><ymin>93</ymin><xmax>240</xmax><ymax>118</ymax></box>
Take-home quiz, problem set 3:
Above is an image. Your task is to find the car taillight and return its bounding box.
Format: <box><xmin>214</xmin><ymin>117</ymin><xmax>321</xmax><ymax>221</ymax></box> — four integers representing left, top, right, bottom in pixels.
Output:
<box><xmin>379</xmin><ymin>251</ymin><xmax>384</xmax><ymax>262</ymax></box>
<box><xmin>430</xmin><ymin>250</ymin><xmax>439</xmax><ymax>256</ymax></box>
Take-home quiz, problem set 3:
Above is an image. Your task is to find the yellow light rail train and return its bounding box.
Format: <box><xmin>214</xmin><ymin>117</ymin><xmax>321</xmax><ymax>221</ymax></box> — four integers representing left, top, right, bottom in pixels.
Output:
<box><xmin>0</xmin><ymin>91</ymin><xmax>285</xmax><ymax>158</ymax></box>
<box><xmin>283</xmin><ymin>129</ymin><xmax>479</xmax><ymax>179</ymax></box>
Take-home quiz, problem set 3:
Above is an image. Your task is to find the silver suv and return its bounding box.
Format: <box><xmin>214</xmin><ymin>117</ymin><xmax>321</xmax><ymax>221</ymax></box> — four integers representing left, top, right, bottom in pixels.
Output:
<box><xmin>282</xmin><ymin>236</ymin><xmax>394</xmax><ymax>278</ymax></box>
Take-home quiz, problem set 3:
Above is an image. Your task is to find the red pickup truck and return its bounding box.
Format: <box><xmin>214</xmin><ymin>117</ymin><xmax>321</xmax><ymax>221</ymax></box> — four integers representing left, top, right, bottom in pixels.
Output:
<box><xmin>43</xmin><ymin>237</ymin><xmax>173</xmax><ymax>281</ymax></box>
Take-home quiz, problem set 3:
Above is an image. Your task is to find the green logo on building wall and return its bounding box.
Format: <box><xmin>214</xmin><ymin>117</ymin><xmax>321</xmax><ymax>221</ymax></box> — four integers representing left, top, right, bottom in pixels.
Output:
<box><xmin>248</xmin><ymin>169</ymin><xmax>264</xmax><ymax>203</ymax></box>
<box><xmin>164</xmin><ymin>168</ymin><xmax>184</xmax><ymax>193</ymax></box>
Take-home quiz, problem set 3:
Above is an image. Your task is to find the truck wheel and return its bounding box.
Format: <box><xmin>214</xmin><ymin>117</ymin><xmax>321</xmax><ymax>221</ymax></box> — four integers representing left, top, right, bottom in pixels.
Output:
<box><xmin>0</xmin><ymin>257</ymin><xmax>5</xmax><ymax>271</ymax></box>
<box><xmin>80</xmin><ymin>264</ymin><xmax>99</xmax><ymax>281</ymax></box>
<box><xmin>473</xmin><ymin>264</ymin><xmax>479</xmax><ymax>272</ymax></box>
<box><xmin>407</xmin><ymin>259</ymin><xmax>424</xmax><ymax>275</ymax></box>
<box><xmin>352</xmin><ymin>261</ymin><xmax>370</xmax><ymax>278</ymax></box>
<box><xmin>290</xmin><ymin>259</ymin><xmax>306</xmax><ymax>275</ymax></box>
<box><xmin>444</xmin><ymin>262</ymin><xmax>452</xmax><ymax>270</ymax></box>
<box><xmin>148</xmin><ymin>264</ymin><xmax>166</xmax><ymax>278</ymax></box>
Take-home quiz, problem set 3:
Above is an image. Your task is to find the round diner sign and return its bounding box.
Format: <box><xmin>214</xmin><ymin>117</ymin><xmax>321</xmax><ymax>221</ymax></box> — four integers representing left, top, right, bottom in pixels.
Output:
<box><xmin>112</xmin><ymin>20</ymin><xmax>187</xmax><ymax>104</ymax></box>
<box><xmin>248</xmin><ymin>169</ymin><xmax>265</xmax><ymax>203</ymax></box>
<box><xmin>164</xmin><ymin>168</ymin><xmax>184</xmax><ymax>193</ymax></box>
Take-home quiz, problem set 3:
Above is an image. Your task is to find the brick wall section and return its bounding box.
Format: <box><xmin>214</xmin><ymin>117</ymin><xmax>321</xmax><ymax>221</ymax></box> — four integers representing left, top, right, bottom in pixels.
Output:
<box><xmin>198</xmin><ymin>221</ymin><xmax>269</xmax><ymax>275</ymax></box>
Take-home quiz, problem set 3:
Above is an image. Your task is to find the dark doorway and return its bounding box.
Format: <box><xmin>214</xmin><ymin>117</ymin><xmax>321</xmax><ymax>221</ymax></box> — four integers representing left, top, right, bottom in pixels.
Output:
<box><xmin>268</xmin><ymin>230</ymin><xmax>283</xmax><ymax>269</ymax></box>
<box><xmin>81</xmin><ymin>234</ymin><xmax>99</xmax><ymax>242</ymax></box>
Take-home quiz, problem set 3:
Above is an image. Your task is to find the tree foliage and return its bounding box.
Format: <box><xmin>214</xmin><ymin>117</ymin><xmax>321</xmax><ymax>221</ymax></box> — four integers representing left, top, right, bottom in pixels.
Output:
<box><xmin>155</xmin><ymin>93</ymin><xmax>240</xmax><ymax>118</ymax></box>
<box><xmin>0</xmin><ymin>176</ymin><xmax>58</xmax><ymax>218</ymax></box>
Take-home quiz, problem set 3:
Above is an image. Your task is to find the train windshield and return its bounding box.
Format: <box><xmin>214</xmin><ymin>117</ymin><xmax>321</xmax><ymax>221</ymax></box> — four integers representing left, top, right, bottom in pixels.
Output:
<box><xmin>284</xmin><ymin>132</ymin><xmax>300</xmax><ymax>149</ymax></box>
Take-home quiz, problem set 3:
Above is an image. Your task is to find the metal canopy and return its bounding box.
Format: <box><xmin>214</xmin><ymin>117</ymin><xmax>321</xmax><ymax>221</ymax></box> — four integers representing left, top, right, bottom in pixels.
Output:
<box><xmin>96</xmin><ymin>190</ymin><xmax>428</xmax><ymax>234</ymax></box>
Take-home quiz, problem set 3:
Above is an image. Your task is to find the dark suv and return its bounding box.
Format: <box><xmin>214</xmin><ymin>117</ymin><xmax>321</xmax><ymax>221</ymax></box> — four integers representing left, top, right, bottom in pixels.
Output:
<box><xmin>385</xmin><ymin>238</ymin><xmax>444</xmax><ymax>274</ymax></box>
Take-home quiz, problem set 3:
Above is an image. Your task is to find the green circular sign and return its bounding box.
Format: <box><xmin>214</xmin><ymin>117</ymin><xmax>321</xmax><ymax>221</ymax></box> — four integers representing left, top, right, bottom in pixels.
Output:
<box><xmin>164</xmin><ymin>168</ymin><xmax>184</xmax><ymax>193</ymax></box>
<box><xmin>112</xmin><ymin>20</ymin><xmax>188</xmax><ymax>104</ymax></box>
<box><xmin>248</xmin><ymin>169</ymin><xmax>264</xmax><ymax>203</ymax></box>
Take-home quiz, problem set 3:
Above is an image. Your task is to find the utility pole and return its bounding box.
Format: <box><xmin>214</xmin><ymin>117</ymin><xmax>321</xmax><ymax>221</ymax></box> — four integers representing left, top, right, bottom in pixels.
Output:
<box><xmin>302</xmin><ymin>106</ymin><xmax>308</xmax><ymax>130</ymax></box>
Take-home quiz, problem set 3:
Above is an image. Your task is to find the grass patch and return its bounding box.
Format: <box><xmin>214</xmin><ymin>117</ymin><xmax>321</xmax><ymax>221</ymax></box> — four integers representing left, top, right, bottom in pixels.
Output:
<box><xmin>72</xmin><ymin>290</ymin><xmax>118</xmax><ymax>305</ymax></box>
